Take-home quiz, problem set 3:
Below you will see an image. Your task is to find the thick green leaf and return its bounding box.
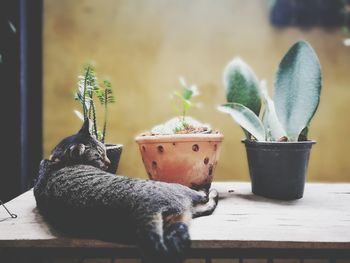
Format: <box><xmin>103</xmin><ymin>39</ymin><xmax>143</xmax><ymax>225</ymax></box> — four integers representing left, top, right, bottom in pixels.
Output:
<box><xmin>218</xmin><ymin>103</ymin><xmax>265</xmax><ymax>141</ymax></box>
<box><xmin>274</xmin><ymin>41</ymin><xmax>321</xmax><ymax>141</ymax></box>
<box><xmin>260</xmin><ymin>80</ymin><xmax>286</xmax><ymax>141</ymax></box>
<box><xmin>298</xmin><ymin>126</ymin><xmax>309</xmax><ymax>141</ymax></box>
<box><xmin>223</xmin><ymin>57</ymin><xmax>261</xmax><ymax>116</ymax></box>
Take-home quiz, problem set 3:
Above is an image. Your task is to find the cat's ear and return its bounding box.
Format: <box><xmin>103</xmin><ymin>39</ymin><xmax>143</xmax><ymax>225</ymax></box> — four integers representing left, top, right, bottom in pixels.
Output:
<box><xmin>69</xmin><ymin>143</ymin><xmax>86</xmax><ymax>158</ymax></box>
<box><xmin>79</xmin><ymin>118</ymin><xmax>91</xmax><ymax>135</ymax></box>
<box><xmin>49</xmin><ymin>154</ymin><xmax>60</xmax><ymax>163</ymax></box>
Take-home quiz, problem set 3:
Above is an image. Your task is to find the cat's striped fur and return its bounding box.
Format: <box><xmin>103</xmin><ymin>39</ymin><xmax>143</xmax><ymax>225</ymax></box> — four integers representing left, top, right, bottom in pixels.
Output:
<box><xmin>34</xmin><ymin>119</ymin><xmax>218</xmax><ymax>263</ymax></box>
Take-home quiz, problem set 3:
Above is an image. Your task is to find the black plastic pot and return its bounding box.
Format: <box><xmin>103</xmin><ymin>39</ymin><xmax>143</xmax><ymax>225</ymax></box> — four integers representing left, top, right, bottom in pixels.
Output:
<box><xmin>242</xmin><ymin>140</ymin><xmax>316</xmax><ymax>200</ymax></box>
<box><xmin>105</xmin><ymin>144</ymin><xmax>123</xmax><ymax>174</ymax></box>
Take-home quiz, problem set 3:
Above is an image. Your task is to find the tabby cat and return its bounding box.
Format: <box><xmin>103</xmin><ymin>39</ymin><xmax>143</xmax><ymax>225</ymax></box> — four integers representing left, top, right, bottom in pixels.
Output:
<box><xmin>34</xmin><ymin>119</ymin><xmax>218</xmax><ymax>262</ymax></box>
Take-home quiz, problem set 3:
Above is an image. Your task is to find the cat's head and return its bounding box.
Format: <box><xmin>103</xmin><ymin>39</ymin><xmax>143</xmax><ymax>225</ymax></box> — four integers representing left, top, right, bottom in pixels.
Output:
<box><xmin>49</xmin><ymin>119</ymin><xmax>111</xmax><ymax>170</ymax></box>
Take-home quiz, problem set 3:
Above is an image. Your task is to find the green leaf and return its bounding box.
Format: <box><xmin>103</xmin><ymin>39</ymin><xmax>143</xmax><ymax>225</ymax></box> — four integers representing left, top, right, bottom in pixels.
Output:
<box><xmin>218</xmin><ymin>103</ymin><xmax>265</xmax><ymax>141</ymax></box>
<box><xmin>298</xmin><ymin>126</ymin><xmax>309</xmax><ymax>141</ymax></box>
<box><xmin>223</xmin><ymin>57</ymin><xmax>261</xmax><ymax>116</ymax></box>
<box><xmin>173</xmin><ymin>91</ymin><xmax>183</xmax><ymax>100</ymax></box>
<box><xmin>183</xmin><ymin>99</ymin><xmax>191</xmax><ymax>112</ymax></box>
<box><xmin>260</xmin><ymin>80</ymin><xmax>286</xmax><ymax>141</ymax></box>
<box><xmin>97</xmin><ymin>130</ymin><xmax>103</xmax><ymax>141</ymax></box>
<box><xmin>97</xmin><ymin>80</ymin><xmax>115</xmax><ymax>105</ymax></box>
<box><xmin>183</xmin><ymin>88</ymin><xmax>193</xmax><ymax>100</ymax></box>
<box><xmin>274</xmin><ymin>40</ymin><xmax>321</xmax><ymax>141</ymax></box>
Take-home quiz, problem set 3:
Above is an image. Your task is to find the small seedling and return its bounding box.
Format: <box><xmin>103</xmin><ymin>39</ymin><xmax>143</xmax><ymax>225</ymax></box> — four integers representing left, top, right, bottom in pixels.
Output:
<box><xmin>172</xmin><ymin>77</ymin><xmax>200</xmax><ymax>131</ymax></box>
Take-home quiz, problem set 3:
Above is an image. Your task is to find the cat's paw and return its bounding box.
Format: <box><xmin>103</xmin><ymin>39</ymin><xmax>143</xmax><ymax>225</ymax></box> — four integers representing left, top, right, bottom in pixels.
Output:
<box><xmin>139</xmin><ymin>231</ymin><xmax>168</xmax><ymax>258</ymax></box>
<box><xmin>164</xmin><ymin>222</ymin><xmax>191</xmax><ymax>255</ymax></box>
<box><xmin>209</xmin><ymin>189</ymin><xmax>219</xmax><ymax>204</ymax></box>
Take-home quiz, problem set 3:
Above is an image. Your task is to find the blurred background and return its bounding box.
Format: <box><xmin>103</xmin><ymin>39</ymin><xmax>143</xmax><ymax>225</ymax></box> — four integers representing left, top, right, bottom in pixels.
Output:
<box><xmin>43</xmin><ymin>0</ymin><xmax>350</xmax><ymax>183</ymax></box>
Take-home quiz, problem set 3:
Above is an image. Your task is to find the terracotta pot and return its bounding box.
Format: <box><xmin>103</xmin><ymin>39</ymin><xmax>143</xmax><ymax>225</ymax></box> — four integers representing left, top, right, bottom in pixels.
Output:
<box><xmin>135</xmin><ymin>133</ymin><xmax>223</xmax><ymax>191</ymax></box>
<box><xmin>105</xmin><ymin>144</ymin><xmax>123</xmax><ymax>174</ymax></box>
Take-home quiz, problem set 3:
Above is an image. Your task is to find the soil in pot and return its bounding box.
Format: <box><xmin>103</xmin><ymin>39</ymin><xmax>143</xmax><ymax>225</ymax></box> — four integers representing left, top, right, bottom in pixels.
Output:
<box><xmin>105</xmin><ymin>144</ymin><xmax>123</xmax><ymax>174</ymax></box>
<box><xmin>242</xmin><ymin>140</ymin><xmax>316</xmax><ymax>200</ymax></box>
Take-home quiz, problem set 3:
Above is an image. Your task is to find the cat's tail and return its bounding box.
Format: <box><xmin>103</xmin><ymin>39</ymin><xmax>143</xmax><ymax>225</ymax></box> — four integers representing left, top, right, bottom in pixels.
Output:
<box><xmin>192</xmin><ymin>189</ymin><xmax>219</xmax><ymax>218</ymax></box>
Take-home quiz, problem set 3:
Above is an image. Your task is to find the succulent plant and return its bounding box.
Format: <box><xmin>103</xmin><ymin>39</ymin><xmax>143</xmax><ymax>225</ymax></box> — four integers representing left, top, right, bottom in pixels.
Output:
<box><xmin>218</xmin><ymin>40</ymin><xmax>322</xmax><ymax>142</ymax></box>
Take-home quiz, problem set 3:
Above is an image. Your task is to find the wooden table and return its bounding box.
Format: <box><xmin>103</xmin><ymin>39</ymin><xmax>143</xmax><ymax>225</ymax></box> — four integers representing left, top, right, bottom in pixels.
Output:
<box><xmin>1</xmin><ymin>182</ymin><xmax>350</xmax><ymax>262</ymax></box>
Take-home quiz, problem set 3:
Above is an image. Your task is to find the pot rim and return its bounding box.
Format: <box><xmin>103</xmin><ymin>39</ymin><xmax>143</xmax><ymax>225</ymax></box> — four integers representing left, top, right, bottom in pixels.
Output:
<box><xmin>105</xmin><ymin>143</ymin><xmax>123</xmax><ymax>149</ymax></box>
<box><xmin>135</xmin><ymin>133</ymin><xmax>224</xmax><ymax>143</ymax></box>
<box><xmin>242</xmin><ymin>139</ymin><xmax>316</xmax><ymax>146</ymax></box>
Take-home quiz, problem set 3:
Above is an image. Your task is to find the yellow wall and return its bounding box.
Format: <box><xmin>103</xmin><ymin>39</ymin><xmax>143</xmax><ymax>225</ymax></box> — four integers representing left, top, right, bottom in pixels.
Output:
<box><xmin>44</xmin><ymin>0</ymin><xmax>350</xmax><ymax>182</ymax></box>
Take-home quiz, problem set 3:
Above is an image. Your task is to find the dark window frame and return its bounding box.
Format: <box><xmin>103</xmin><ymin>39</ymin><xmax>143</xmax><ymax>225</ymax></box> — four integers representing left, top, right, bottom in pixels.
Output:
<box><xmin>0</xmin><ymin>0</ymin><xmax>43</xmax><ymax>202</ymax></box>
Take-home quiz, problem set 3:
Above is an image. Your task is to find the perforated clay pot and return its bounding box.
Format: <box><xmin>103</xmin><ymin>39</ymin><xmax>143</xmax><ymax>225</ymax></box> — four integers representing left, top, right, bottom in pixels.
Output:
<box><xmin>135</xmin><ymin>133</ymin><xmax>223</xmax><ymax>191</ymax></box>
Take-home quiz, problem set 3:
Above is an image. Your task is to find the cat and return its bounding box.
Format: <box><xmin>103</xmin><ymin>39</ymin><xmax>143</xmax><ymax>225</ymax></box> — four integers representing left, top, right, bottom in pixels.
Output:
<box><xmin>34</xmin><ymin>119</ymin><xmax>219</xmax><ymax>263</ymax></box>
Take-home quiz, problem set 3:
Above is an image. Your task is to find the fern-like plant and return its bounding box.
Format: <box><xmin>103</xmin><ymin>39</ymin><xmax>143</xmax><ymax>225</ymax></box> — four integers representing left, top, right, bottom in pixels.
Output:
<box><xmin>96</xmin><ymin>80</ymin><xmax>116</xmax><ymax>142</ymax></box>
<box><xmin>218</xmin><ymin>40</ymin><xmax>322</xmax><ymax>142</ymax></box>
<box><xmin>74</xmin><ymin>64</ymin><xmax>116</xmax><ymax>143</ymax></box>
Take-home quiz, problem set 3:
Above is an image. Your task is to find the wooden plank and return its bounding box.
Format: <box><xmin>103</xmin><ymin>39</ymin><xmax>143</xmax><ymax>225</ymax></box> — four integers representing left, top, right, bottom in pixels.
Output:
<box><xmin>0</xmin><ymin>182</ymin><xmax>350</xmax><ymax>250</ymax></box>
<box><xmin>189</xmin><ymin>182</ymin><xmax>350</xmax><ymax>249</ymax></box>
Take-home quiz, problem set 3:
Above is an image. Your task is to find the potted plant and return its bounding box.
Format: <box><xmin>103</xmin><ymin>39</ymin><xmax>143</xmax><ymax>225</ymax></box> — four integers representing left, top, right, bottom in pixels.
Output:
<box><xmin>74</xmin><ymin>64</ymin><xmax>122</xmax><ymax>174</ymax></box>
<box><xmin>135</xmin><ymin>78</ymin><xmax>224</xmax><ymax>191</ymax></box>
<box><xmin>218</xmin><ymin>40</ymin><xmax>321</xmax><ymax>200</ymax></box>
